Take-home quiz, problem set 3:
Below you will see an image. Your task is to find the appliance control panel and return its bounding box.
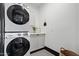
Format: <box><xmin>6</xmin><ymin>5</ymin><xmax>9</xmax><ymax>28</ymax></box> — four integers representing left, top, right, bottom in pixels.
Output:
<box><xmin>5</xmin><ymin>33</ymin><xmax>29</xmax><ymax>39</ymax></box>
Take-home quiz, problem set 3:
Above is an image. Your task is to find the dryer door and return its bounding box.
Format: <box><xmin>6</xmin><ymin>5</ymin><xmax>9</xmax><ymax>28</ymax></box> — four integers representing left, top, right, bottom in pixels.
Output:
<box><xmin>7</xmin><ymin>5</ymin><xmax>29</xmax><ymax>25</ymax></box>
<box><xmin>6</xmin><ymin>37</ymin><xmax>30</xmax><ymax>56</ymax></box>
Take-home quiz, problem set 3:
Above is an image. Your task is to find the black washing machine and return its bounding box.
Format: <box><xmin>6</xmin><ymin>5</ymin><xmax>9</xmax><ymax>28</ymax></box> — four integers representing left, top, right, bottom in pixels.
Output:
<box><xmin>7</xmin><ymin>4</ymin><xmax>29</xmax><ymax>25</ymax></box>
<box><xmin>5</xmin><ymin>33</ymin><xmax>30</xmax><ymax>56</ymax></box>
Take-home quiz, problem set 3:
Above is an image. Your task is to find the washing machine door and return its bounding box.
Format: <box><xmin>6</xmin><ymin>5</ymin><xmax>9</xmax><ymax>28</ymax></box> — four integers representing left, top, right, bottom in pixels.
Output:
<box><xmin>6</xmin><ymin>37</ymin><xmax>30</xmax><ymax>56</ymax></box>
<box><xmin>7</xmin><ymin>5</ymin><xmax>29</xmax><ymax>25</ymax></box>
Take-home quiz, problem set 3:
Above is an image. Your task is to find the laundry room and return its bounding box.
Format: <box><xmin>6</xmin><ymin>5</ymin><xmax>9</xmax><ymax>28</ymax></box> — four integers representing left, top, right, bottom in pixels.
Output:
<box><xmin>29</xmin><ymin>3</ymin><xmax>79</xmax><ymax>56</ymax></box>
<box><xmin>0</xmin><ymin>3</ymin><xmax>79</xmax><ymax>56</ymax></box>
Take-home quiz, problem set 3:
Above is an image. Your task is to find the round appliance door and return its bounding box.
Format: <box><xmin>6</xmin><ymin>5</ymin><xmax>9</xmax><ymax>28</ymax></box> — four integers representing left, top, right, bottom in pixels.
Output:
<box><xmin>7</xmin><ymin>5</ymin><xmax>29</xmax><ymax>25</ymax></box>
<box><xmin>6</xmin><ymin>37</ymin><xmax>30</xmax><ymax>56</ymax></box>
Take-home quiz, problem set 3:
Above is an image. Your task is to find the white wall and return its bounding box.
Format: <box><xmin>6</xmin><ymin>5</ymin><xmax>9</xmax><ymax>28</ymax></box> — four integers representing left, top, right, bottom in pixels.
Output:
<box><xmin>25</xmin><ymin>3</ymin><xmax>79</xmax><ymax>53</ymax></box>
<box><xmin>24</xmin><ymin>4</ymin><xmax>45</xmax><ymax>51</ymax></box>
<box><xmin>77</xmin><ymin>4</ymin><xmax>79</xmax><ymax>53</ymax></box>
<box><xmin>30</xmin><ymin>34</ymin><xmax>45</xmax><ymax>51</ymax></box>
<box><xmin>24</xmin><ymin>3</ymin><xmax>41</xmax><ymax>33</ymax></box>
<box><xmin>41</xmin><ymin>3</ymin><xmax>78</xmax><ymax>52</ymax></box>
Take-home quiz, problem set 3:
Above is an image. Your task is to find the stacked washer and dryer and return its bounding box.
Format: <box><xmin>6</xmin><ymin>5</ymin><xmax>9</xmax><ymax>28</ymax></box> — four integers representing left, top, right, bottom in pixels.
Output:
<box><xmin>4</xmin><ymin>3</ymin><xmax>30</xmax><ymax>56</ymax></box>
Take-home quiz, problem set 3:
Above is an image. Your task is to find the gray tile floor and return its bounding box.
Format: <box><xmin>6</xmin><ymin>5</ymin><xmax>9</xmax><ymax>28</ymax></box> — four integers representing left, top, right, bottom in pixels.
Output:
<box><xmin>31</xmin><ymin>49</ymin><xmax>54</xmax><ymax>56</ymax></box>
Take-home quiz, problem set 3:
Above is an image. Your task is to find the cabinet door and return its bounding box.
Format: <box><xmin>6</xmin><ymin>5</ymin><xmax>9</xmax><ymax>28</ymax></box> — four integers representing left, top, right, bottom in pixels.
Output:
<box><xmin>0</xmin><ymin>3</ymin><xmax>5</xmax><ymax>56</ymax></box>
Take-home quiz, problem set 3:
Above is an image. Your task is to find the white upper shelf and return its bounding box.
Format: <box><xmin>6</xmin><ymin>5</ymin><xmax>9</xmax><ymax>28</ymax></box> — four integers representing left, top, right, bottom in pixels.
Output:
<box><xmin>29</xmin><ymin>32</ymin><xmax>46</xmax><ymax>35</ymax></box>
